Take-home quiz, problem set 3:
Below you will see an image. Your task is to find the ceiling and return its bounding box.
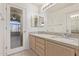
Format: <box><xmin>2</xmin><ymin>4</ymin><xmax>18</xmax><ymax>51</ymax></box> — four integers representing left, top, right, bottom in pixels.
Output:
<box><xmin>32</xmin><ymin>3</ymin><xmax>75</xmax><ymax>13</ymax></box>
<box><xmin>32</xmin><ymin>3</ymin><xmax>45</xmax><ymax>7</ymax></box>
<box><xmin>46</xmin><ymin>3</ymin><xmax>75</xmax><ymax>13</ymax></box>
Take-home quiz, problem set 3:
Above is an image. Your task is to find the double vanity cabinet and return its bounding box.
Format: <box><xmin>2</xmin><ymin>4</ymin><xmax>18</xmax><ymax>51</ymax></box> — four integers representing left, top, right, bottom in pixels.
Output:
<box><xmin>29</xmin><ymin>34</ymin><xmax>79</xmax><ymax>56</ymax></box>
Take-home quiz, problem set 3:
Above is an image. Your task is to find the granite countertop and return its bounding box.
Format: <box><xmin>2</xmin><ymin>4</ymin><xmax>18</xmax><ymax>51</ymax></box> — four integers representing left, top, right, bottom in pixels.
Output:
<box><xmin>30</xmin><ymin>32</ymin><xmax>79</xmax><ymax>49</ymax></box>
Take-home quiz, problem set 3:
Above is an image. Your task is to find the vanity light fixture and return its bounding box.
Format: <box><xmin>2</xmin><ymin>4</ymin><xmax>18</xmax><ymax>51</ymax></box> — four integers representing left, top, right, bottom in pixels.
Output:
<box><xmin>70</xmin><ymin>14</ymin><xmax>79</xmax><ymax>18</ymax></box>
<box><xmin>41</xmin><ymin>3</ymin><xmax>56</xmax><ymax>12</ymax></box>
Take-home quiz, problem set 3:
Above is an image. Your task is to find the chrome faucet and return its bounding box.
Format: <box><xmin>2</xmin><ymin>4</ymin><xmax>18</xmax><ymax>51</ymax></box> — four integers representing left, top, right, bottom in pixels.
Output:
<box><xmin>63</xmin><ymin>33</ymin><xmax>70</xmax><ymax>39</ymax></box>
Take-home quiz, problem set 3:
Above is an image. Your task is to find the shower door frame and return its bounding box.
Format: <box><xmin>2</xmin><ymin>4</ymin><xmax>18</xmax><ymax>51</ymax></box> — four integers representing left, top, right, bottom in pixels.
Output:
<box><xmin>6</xmin><ymin>4</ymin><xmax>25</xmax><ymax>55</ymax></box>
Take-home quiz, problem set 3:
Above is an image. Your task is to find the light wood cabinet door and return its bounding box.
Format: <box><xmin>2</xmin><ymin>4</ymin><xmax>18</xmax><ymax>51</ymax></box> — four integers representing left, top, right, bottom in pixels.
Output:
<box><xmin>29</xmin><ymin>35</ymin><xmax>36</xmax><ymax>51</ymax></box>
<box><xmin>46</xmin><ymin>41</ymin><xmax>75</xmax><ymax>56</ymax></box>
<box><xmin>35</xmin><ymin>37</ymin><xmax>45</xmax><ymax>56</ymax></box>
<box><xmin>76</xmin><ymin>49</ymin><xmax>79</xmax><ymax>56</ymax></box>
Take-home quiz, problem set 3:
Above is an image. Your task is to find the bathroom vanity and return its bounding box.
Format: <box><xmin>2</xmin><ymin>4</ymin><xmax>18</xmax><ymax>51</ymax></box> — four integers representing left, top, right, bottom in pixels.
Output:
<box><xmin>29</xmin><ymin>33</ymin><xmax>79</xmax><ymax>56</ymax></box>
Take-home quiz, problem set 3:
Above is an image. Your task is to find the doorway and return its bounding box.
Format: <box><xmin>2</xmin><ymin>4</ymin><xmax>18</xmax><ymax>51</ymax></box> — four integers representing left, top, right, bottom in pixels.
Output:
<box><xmin>10</xmin><ymin>7</ymin><xmax>23</xmax><ymax>49</ymax></box>
<box><xmin>6</xmin><ymin>4</ymin><xmax>24</xmax><ymax>55</ymax></box>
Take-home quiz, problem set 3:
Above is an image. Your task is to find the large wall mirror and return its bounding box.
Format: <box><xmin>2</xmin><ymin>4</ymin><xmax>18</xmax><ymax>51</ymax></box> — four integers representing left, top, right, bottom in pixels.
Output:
<box><xmin>67</xmin><ymin>11</ymin><xmax>79</xmax><ymax>34</ymax></box>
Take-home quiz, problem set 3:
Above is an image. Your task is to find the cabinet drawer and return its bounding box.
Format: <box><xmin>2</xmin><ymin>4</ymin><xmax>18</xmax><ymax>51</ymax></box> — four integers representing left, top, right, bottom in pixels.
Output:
<box><xmin>36</xmin><ymin>45</ymin><xmax>45</xmax><ymax>56</ymax></box>
<box><xmin>36</xmin><ymin>37</ymin><xmax>45</xmax><ymax>45</ymax></box>
<box><xmin>76</xmin><ymin>49</ymin><xmax>79</xmax><ymax>56</ymax></box>
<box><xmin>36</xmin><ymin>42</ymin><xmax>45</xmax><ymax>50</ymax></box>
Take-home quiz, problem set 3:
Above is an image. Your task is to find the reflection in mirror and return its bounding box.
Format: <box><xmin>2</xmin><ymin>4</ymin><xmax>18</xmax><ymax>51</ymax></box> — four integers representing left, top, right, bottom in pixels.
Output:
<box><xmin>70</xmin><ymin>13</ymin><xmax>79</xmax><ymax>34</ymax></box>
<box><xmin>10</xmin><ymin>7</ymin><xmax>23</xmax><ymax>49</ymax></box>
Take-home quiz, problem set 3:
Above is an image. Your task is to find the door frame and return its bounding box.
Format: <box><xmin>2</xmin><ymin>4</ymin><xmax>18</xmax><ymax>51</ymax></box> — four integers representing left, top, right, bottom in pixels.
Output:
<box><xmin>6</xmin><ymin>4</ymin><xmax>25</xmax><ymax>55</ymax></box>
